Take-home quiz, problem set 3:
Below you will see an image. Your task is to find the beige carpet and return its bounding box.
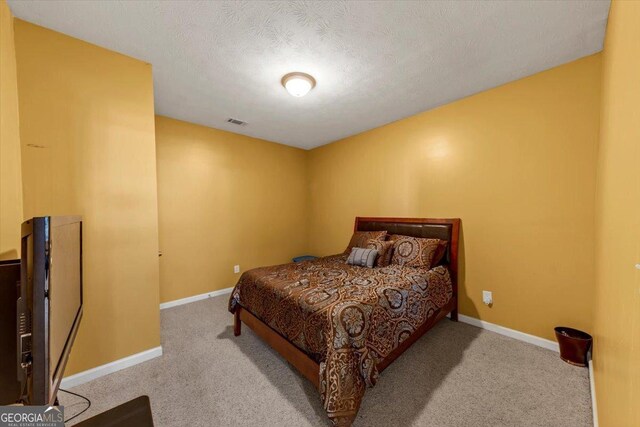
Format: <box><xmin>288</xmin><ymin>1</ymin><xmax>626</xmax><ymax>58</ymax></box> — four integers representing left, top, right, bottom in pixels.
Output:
<box><xmin>61</xmin><ymin>295</ymin><xmax>592</xmax><ymax>426</ymax></box>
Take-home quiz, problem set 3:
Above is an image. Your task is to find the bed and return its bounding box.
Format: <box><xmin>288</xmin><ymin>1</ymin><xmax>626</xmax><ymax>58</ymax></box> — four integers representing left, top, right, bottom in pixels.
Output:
<box><xmin>229</xmin><ymin>217</ymin><xmax>460</xmax><ymax>426</ymax></box>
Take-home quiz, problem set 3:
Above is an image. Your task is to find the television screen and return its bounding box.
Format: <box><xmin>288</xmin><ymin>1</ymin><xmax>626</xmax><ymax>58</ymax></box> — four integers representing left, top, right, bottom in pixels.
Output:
<box><xmin>0</xmin><ymin>260</ymin><xmax>21</xmax><ymax>404</ymax></box>
<box><xmin>19</xmin><ymin>216</ymin><xmax>82</xmax><ymax>405</ymax></box>
<box><xmin>48</xmin><ymin>219</ymin><xmax>82</xmax><ymax>399</ymax></box>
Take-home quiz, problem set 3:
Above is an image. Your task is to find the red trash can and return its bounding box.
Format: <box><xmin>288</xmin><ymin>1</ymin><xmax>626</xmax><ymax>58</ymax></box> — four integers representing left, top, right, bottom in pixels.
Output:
<box><xmin>554</xmin><ymin>327</ymin><xmax>592</xmax><ymax>367</ymax></box>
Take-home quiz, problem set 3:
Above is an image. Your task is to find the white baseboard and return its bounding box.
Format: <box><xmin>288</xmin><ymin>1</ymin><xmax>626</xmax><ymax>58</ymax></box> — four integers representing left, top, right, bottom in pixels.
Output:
<box><xmin>589</xmin><ymin>356</ymin><xmax>598</xmax><ymax>427</ymax></box>
<box><xmin>61</xmin><ymin>346</ymin><xmax>163</xmax><ymax>389</ymax></box>
<box><xmin>456</xmin><ymin>313</ymin><xmax>560</xmax><ymax>352</ymax></box>
<box><xmin>159</xmin><ymin>287</ymin><xmax>233</xmax><ymax>310</ymax></box>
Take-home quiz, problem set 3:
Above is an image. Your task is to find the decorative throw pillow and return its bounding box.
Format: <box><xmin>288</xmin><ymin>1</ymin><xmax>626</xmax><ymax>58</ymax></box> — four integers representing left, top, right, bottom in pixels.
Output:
<box><xmin>366</xmin><ymin>239</ymin><xmax>395</xmax><ymax>267</ymax></box>
<box><xmin>344</xmin><ymin>230</ymin><xmax>387</xmax><ymax>254</ymax></box>
<box><xmin>346</xmin><ymin>247</ymin><xmax>378</xmax><ymax>268</ymax></box>
<box><xmin>431</xmin><ymin>240</ymin><xmax>449</xmax><ymax>266</ymax></box>
<box><xmin>389</xmin><ymin>234</ymin><xmax>443</xmax><ymax>269</ymax></box>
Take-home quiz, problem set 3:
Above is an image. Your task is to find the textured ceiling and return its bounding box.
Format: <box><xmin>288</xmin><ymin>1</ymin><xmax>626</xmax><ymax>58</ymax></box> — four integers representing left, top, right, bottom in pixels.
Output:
<box><xmin>8</xmin><ymin>1</ymin><xmax>610</xmax><ymax>149</ymax></box>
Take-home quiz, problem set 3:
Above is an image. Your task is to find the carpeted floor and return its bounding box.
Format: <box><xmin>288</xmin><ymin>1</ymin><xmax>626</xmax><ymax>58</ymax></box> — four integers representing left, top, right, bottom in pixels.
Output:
<box><xmin>61</xmin><ymin>295</ymin><xmax>592</xmax><ymax>426</ymax></box>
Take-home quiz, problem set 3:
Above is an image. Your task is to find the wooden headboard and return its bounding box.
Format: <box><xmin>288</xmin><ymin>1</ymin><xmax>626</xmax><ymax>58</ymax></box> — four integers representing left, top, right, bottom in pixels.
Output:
<box><xmin>354</xmin><ymin>217</ymin><xmax>461</xmax><ymax>310</ymax></box>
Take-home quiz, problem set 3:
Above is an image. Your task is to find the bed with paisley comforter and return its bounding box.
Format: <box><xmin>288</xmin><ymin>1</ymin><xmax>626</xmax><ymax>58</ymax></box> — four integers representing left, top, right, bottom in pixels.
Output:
<box><xmin>229</xmin><ymin>217</ymin><xmax>460</xmax><ymax>426</ymax></box>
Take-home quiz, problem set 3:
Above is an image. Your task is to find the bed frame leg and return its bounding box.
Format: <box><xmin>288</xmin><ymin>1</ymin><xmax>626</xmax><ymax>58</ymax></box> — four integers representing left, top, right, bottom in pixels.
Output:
<box><xmin>234</xmin><ymin>309</ymin><xmax>242</xmax><ymax>336</ymax></box>
<box><xmin>450</xmin><ymin>308</ymin><xmax>458</xmax><ymax>322</ymax></box>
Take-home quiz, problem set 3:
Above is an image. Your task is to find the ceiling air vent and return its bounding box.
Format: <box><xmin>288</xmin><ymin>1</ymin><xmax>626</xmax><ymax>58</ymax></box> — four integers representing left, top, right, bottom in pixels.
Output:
<box><xmin>226</xmin><ymin>118</ymin><xmax>247</xmax><ymax>126</ymax></box>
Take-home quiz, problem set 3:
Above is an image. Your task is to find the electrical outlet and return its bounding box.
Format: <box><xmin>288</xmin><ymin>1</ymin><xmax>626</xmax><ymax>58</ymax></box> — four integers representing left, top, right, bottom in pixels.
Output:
<box><xmin>482</xmin><ymin>290</ymin><xmax>493</xmax><ymax>306</ymax></box>
<box><xmin>233</xmin><ymin>265</ymin><xmax>240</xmax><ymax>274</ymax></box>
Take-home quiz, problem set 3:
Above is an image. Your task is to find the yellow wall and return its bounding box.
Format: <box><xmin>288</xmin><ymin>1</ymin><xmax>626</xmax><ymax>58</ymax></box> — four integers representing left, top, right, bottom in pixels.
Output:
<box><xmin>0</xmin><ymin>0</ymin><xmax>23</xmax><ymax>260</ymax></box>
<box><xmin>155</xmin><ymin>116</ymin><xmax>308</xmax><ymax>303</ymax></box>
<box><xmin>308</xmin><ymin>55</ymin><xmax>602</xmax><ymax>341</ymax></box>
<box><xmin>13</xmin><ymin>20</ymin><xmax>161</xmax><ymax>375</ymax></box>
<box><xmin>593</xmin><ymin>1</ymin><xmax>640</xmax><ymax>426</ymax></box>
<box><xmin>7</xmin><ymin>8</ymin><xmax>636</xmax><ymax>416</ymax></box>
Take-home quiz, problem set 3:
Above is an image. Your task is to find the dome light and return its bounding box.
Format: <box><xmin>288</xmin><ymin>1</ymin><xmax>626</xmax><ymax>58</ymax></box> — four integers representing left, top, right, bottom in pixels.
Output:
<box><xmin>281</xmin><ymin>72</ymin><xmax>316</xmax><ymax>97</ymax></box>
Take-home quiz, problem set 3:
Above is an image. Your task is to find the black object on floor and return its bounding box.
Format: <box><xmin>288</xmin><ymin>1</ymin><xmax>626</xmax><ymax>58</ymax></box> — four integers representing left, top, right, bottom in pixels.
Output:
<box><xmin>555</xmin><ymin>326</ymin><xmax>592</xmax><ymax>367</ymax></box>
<box><xmin>74</xmin><ymin>395</ymin><xmax>154</xmax><ymax>427</ymax></box>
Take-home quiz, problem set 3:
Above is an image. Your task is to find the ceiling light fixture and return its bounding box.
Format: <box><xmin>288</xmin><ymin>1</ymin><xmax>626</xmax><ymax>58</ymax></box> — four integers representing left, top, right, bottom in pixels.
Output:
<box><xmin>281</xmin><ymin>72</ymin><xmax>316</xmax><ymax>97</ymax></box>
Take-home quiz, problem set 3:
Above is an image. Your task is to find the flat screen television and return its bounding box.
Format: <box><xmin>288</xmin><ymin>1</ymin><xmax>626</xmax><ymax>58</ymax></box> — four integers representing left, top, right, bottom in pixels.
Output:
<box><xmin>18</xmin><ymin>216</ymin><xmax>83</xmax><ymax>405</ymax></box>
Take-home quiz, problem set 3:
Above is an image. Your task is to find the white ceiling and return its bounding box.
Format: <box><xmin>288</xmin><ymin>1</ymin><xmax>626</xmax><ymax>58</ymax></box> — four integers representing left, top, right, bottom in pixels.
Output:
<box><xmin>8</xmin><ymin>1</ymin><xmax>610</xmax><ymax>149</ymax></box>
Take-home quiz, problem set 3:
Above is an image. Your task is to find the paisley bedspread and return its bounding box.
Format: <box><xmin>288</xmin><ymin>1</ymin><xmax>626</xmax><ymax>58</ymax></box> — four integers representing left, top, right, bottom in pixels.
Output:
<box><xmin>228</xmin><ymin>254</ymin><xmax>452</xmax><ymax>425</ymax></box>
